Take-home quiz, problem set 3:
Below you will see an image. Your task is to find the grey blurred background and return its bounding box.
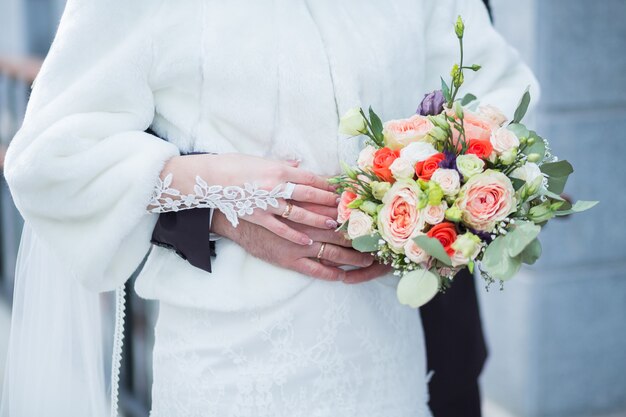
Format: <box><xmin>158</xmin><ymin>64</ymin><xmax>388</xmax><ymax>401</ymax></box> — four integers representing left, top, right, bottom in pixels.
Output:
<box><xmin>0</xmin><ymin>1</ymin><xmax>624</xmax><ymax>417</ymax></box>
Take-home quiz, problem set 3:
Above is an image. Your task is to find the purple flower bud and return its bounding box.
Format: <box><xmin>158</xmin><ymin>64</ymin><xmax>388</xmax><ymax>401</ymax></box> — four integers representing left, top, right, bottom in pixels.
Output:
<box><xmin>416</xmin><ymin>90</ymin><xmax>446</xmax><ymax>116</ymax></box>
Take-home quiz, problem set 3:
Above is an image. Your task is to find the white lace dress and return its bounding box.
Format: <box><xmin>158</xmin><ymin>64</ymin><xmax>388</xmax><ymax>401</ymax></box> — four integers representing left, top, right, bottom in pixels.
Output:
<box><xmin>4</xmin><ymin>0</ymin><xmax>537</xmax><ymax>415</ymax></box>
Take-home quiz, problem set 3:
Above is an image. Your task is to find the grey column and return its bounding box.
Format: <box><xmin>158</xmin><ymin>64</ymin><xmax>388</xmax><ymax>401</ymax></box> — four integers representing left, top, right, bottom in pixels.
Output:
<box><xmin>481</xmin><ymin>1</ymin><xmax>626</xmax><ymax>417</ymax></box>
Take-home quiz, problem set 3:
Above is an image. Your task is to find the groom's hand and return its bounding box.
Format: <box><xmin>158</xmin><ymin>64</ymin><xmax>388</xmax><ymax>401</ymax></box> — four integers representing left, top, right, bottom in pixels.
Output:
<box><xmin>212</xmin><ymin>210</ymin><xmax>390</xmax><ymax>283</ymax></box>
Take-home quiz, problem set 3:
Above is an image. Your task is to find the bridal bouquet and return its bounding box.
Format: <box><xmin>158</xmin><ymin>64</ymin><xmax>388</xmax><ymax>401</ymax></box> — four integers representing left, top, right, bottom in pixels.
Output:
<box><xmin>332</xmin><ymin>17</ymin><xmax>597</xmax><ymax>308</ymax></box>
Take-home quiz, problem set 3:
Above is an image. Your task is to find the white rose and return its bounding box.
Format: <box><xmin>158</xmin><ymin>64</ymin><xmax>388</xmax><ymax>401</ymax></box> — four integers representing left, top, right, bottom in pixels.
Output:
<box><xmin>357</xmin><ymin>145</ymin><xmax>377</xmax><ymax>170</ymax></box>
<box><xmin>479</xmin><ymin>105</ymin><xmax>508</xmax><ymax>127</ymax></box>
<box><xmin>404</xmin><ymin>237</ymin><xmax>430</xmax><ymax>265</ymax></box>
<box><xmin>456</xmin><ymin>154</ymin><xmax>485</xmax><ymax>180</ymax></box>
<box><xmin>423</xmin><ymin>201</ymin><xmax>448</xmax><ymax>225</ymax></box>
<box><xmin>400</xmin><ymin>141</ymin><xmax>439</xmax><ymax>165</ymax></box>
<box><xmin>511</xmin><ymin>162</ymin><xmax>543</xmax><ymax>184</ymax></box>
<box><xmin>347</xmin><ymin>209</ymin><xmax>374</xmax><ymax>239</ymax></box>
<box><xmin>389</xmin><ymin>157</ymin><xmax>415</xmax><ymax>180</ymax></box>
<box><xmin>490</xmin><ymin>127</ymin><xmax>520</xmax><ymax>155</ymax></box>
<box><xmin>339</xmin><ymin>107</ymin><xmax>367</xmax><ymax>136</ymax></box>
<box><xmin>430</xmin><ymin>168</ymin><xmax>461</xmax><ymax>196</ymax></box>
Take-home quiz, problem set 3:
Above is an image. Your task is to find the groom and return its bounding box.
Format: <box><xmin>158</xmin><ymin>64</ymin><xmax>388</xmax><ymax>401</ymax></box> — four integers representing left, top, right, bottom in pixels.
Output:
<box><xmin>151</xmin><ymin>4</ymin><xmax>492</xmax><ymax>416</ymax></box>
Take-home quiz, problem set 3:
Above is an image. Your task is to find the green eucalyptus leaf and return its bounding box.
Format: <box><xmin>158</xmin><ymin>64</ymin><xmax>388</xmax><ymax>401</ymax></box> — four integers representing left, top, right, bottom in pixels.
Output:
<box><xmin>504</xmin><ymin>221</ymin><xmax>541</xmax><ymax>257</ymax></box>
<box><xmin>396</xmin><ymin>269</ymin><xmax>440</xmax><ymax>308</ymax></box>
<box><xmin>369</xmin><ymin>106</ymin><xmax>384</xmax><ymax>144</ymax></box>
<box><xmin>441</xmin><ymin>77</ymin><xmax>451</xmax><ymax>102</ymax></box>
<box><xmin>511</xmin><ymin>178</ymin><xmax>526</xmax><ymax>191</ymax></box>
<box><xmin>512</xmin><ymin>87</ymin><xmax>531</xmax><ymax>124</ymax></box>
<box><xmin>461</xmin><ymin>93</ymin><xmax>477</xmax><ymax>106</ymax></box>
<box><xmin>541</xmin><ymin>160</ymin><xmax>574</xmax><ymax>177</ymax></box>
<box><xmin>541</xmin><ymin>189</ymin><xmax>566</xmax><ymax>201</ymax></box>
<box><xmin>508</xmin><ymin>123</ymin><xmax>529</xmax><ymax>139</ymax></box>
<box><xmin>352</xmin><ymin>233</ymin><xmax>382</xmax><ymax>253</ymax></box>
<box><xmin>482</xmin><ymin>236</ymin><xmax>522</xmax><ymax>281</ymax></box>
<box><xmin>547</xmin><ymin>176</ymin><xmax>569</xmax><ymax>194</ymax></box>
<box><xmin>413</xmin><ymin>235</ymin><xmax>452</xmax><ymax>266</ymax></box>
<box><xmin>522</xmin><ymin>131</ymin><xmax>546</xmax><ymax>160</ymax></box>
<box><xmin>519</xmin><ymin>238</ymin><xmax>542</xmax><ymax>265</ymax></box>
<box><xmin>554</xmin><ymin>200</ymin><xmax>599</xmax><ymax>216</ymax></box>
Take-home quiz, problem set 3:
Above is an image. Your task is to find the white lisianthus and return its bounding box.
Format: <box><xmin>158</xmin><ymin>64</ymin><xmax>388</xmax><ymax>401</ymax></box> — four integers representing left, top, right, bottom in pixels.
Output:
<box><xmin>423</xmin><ymin>201</ymin><xmax>448</xmax><ymax>225</ymax></box>
<box><xmin>347</xmin><ymin>210</ymin><xmax>374</xmax><ymax>239</ymax></box>
<box><xmin>479</xmin><ymin>105</ymin><xmax>508</xmax><ymax>127</ymax></box>
<box><xmin>511</xmin><ymin>162</ymin><xmax>543</xmax><ymax>184</ymax></box>
<box><xmin>389</xmin><ymin>157</ymin><xmax>415</xmax><ymax>180</ymax></box>
<box><xmin>357</xmin><ymin>145</ymin><xmax>377</xmax><ymax>170</ymax></box>
<box><xmin>430</xmin><ymin>169</ymin><xmax>461</xmax><ymax>196</ymax></box>
<box><xmin>490</xmin><ymin>127</ymin><xmax>520</xmax><ymax>155</ymax></box>
<box><xmin>400</xmin><ymin>141</ymin><xmax>439</xmax><ymax>165</ymax></box>
<box><xmin>339</xmin><ymin>107</ymin><xmax>367</xmax><ymax>136</ymax></box>
<box><xmin>404</xmin><ymin>237</ymin><xmax>430</xmax><ymax>264</ymax></box>
<box><xmin>456</xmin><ymin>154</ymin><xmax>485</xmax><ymax>180</ymax></box>
<box><xmin>450</xmin><ymin>232</ymin><xmax>482</xmax><ymax>267</ymax></box>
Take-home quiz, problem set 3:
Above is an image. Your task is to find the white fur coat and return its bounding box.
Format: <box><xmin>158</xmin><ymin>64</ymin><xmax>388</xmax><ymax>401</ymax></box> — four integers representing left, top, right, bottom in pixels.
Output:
<box><xmin>5</xmin><ymin>0</ymin><xmax>538</xmax><ymax>309</ymax></box>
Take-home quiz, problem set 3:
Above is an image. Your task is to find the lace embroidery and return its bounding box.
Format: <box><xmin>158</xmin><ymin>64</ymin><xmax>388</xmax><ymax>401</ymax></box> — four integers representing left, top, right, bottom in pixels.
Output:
<box><xmin>110</xmin><ymin>284</ymin><xmax>126</xmax><ymax>417</ymax></box>
<box><xmin>148</xmin><ymin>173</ymin><xmax>296</xmax><ymax>226</ymax></box>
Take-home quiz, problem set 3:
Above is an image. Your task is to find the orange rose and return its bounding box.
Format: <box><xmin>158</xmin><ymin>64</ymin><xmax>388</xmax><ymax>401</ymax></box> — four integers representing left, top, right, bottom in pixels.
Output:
<box><xmin>426</xmin><ymin>222</ymin><xmax>458</xmax><ymax>256</ymax></box>
<box><xmin>415</xmin><ymin>152</ymin><xmax>445</xmax><ymax>180</ymax></box>
<box><xmin>373</xmin><ymin>147</ymin><xmax>400</xmax><ymax>182</ymax></box>
<box><xmin>466</xmin><ymin>139</ymin><xmax>494</xmax><ymax>159</ymax></box>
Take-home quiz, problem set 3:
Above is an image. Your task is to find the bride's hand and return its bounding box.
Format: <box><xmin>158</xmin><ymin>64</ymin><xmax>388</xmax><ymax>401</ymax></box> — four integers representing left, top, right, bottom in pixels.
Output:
<box><xmin>159</xmin><ymin>154</ymin><xmax>339</xmax><ymax>245</ymax></box>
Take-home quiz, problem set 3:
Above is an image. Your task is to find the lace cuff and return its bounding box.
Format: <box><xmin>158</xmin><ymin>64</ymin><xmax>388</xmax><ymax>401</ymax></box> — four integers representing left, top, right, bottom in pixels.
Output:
<box><xmin>148</xmin><ymin>173</ymin><xmax>296</xmax><ymax>227</ymax></box>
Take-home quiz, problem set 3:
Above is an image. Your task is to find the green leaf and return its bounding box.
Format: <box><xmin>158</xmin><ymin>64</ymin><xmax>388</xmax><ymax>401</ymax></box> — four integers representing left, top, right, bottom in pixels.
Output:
<box><xmin>547</xmin><ymin>176</ymin><xmax>569</xmax><ymax>194</ymax></box>
<box><xmin>508</xmin><ymin>123</ymin><xmax>529</xmax><ymax>139</ymax></box>
<box><xmin>351</xmin><ymin>233</ymin><xmax>382</xmax><ymax>253</ymax></box>
<box><xmin>482</xmin><ymin>236</ymin><xmax>522</xmax><ymax>281</ymax></box>
<box><xmin>461</xmin><ymin>93</ymin><xmax>477</xmax><ymax>106</ymax></box>
<box><xmin>540</xmin><ymin>160</ymin><xmax>574</xmax><ymax>177</ymax></box>
<box><xmin>519</xmin><ymin>238</ymin><xmax>542</xmax><ymax>265</ymax></box>
<box><xmin>554</xmin><ymin>200</ymin><xmax>599</xmax><ymax>216</ymax></box>
<box><xmin>512</xmin><ymin>87</ymin><xmax>531</xmax><ymax>124</ymax></box>
<box><xmin>541</xmin><ymin>189</ymin><xmax>566</xmax><ymax>201</ymax></box>
<box><xmin>511</xmin><ymin>178</ymin><xmax>526</xmax><ymax>191</ymax></box>
<box><xmin>413</xmin><ymin>235</ymin><xmax>452</xmax><ymax>266</ymax></box>
<box><xmin>441</xmin><ymin>77</ymin><xmax>451</xmax><ymax>102</ymax></box>
<box><xmin>396</xmin><ymin>269</ymin><xmax>440</xmax><ymax>308</ymax></box>
<box><xmin>504</xmin><ymin>220</ymin><xmax>541</xmax><ymax>257</ymax></box>
<box><xmin>369</xmin><ymin>106</ymin><xmax>384</xmax><ymax>144</ymax></box>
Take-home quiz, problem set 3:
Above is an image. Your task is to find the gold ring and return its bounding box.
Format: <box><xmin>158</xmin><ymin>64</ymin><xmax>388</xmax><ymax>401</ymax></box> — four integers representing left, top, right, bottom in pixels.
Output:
<box><xmin>281</xmin><ymin>202</ymin><xmax>293</xmax><ymax>218</ymax></box>
<box><xmin>316</xmin><ymin>242</ymin><xmax>327</xmax><ymax>259</ymax></box>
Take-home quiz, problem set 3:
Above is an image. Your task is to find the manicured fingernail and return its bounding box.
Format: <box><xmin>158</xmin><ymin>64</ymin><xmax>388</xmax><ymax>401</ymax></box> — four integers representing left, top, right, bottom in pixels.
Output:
<box><xmin>302</xmin><ymin>237</ymin><xmax>314</xmax><ymax>245</ymax></box>
<box><xmin>326</xmin><ymin>219</ymin><xmax>338</xmax><ymax>229</ymax></box>
<box><xmin>361</xmin><ymin>257</ymin><xmax>374</xmax><ymax>267</ymax></box>
<box><xmin>336</xmin><ymin>197</ymin><xmax>341</xmax><ymax>204</ymax></box>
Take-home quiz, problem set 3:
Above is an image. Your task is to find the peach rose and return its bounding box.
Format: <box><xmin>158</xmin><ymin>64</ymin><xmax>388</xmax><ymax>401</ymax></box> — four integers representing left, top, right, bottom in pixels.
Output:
<box><xmin>378</xmin><ymin>180</ymin><xmax>425</xmax><ymax>252</ymax></box>
<box><xmin>357</xmin><ymin>145</ymin><xmax>377</xmax><ymax>170</ymax></box>
<box><xmin>456</xmin><ymin>170</ymin><xmax>517</xmax><ymax>232</ymax></box>
<box><xmin>383</xmin><ymin>115</ymin><xmax>434</xmax><ymax>150</ymax></box>
<box><xmin>372</xmin><ymin>147</ymin><xmax>400</xmax><ymax>183</ymax></box>
<box><xmin>479</xmin><ymin>105</ymin><xmax>508</xmax><ymax>127</ymax></box>
<box><xmin>337</xmin><ymin>190</ymin><xmax>357</xmax><ymax>223</ymax></box>
<box><xmin>347</xmin><ymin>209</ymin><xmax>374</xmax><ymax>239</ymax></box>
<box><xmin>404</xmin><ymin>236</ymin><xmax>430</xmax><ymax>265</ymax></box>
<box><xmin>423</xmin><ymin>201</ymin><xmax>448</xmax><ymax>225</ymax></box>
<box><xmin>450</xmin><ymin>110</ymin><xmax>493</xmax><ymax>148</ymax></box>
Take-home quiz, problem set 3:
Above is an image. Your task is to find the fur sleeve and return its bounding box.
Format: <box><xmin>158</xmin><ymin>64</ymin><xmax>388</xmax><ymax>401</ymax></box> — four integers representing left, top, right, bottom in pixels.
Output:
<box><xmin>423</xmin><ymin>0</ymin><xmax>540</xmax><ymax>117</ymax></box>
<box><xmin>4</xmin><ymin>0</ymin><xmax>180</xmax><ymax>291</ymax></box>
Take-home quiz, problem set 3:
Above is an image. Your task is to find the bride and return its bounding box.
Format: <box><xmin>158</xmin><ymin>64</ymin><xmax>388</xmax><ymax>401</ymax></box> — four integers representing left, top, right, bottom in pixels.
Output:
<box><xmin>1</xmin><ymin>0</ymin><xmax>537</xmax><ymax>416</ymax></box>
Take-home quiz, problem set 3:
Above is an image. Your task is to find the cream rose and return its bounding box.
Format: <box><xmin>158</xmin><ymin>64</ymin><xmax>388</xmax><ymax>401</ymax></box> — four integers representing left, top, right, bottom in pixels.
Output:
<box><xmin>456</xmin><ymin>170</ymin><xmax>517</xmax><ymax>232</ymax></box>
<box><xmin>347</xmin><ymin>210</ymin><xmax>374</xmax><ymax>239</ymax></box>
<box><xmin>479</xmin><ymin>105</ymin><xmax>508</xmax><ymax>127</ymax></box>
<box><xmin>456</xmin><ymin>154</ymin><xmax>485</xmax><ymax>180</ymax></box>
<box><xmin>430</xmin><ymin>168</ymin><xmax>461</xmax><ymax>197</ymax></box>
<box><xmin>339</xmin><ymin>107</ymin><xmax>367</xmax><ymax>136</ymax></box>
<box><xmin>400</xmin><ymin>141</ymin><xmax>439</xmax><ymax>165</ymax></box>
<box><xmin>404</xmin><ymin>237</ymin><xmax>430</xmax><ymax>265</ymax></box>
<box><xmin>357</xmin><ymin>145</ymin><xmax>377</xmax><ymax>170</ymax></box>
<box><xmin>377</xmin><ymin>180</ymin><xmax>425</xmax><ymax>252</ymax></box>
<box><xmin>490</xmin><ymin>127</ymin><xmax>520</xmax><ymax>155</ymax></box>
<box><xmin>423</xmin><ymin>201</ymin><xmax>448</xmax><ymax>225</ymax></box>
<box><xmin>383</xmin><ymin>115</ymin><xmax>434</xmax><ymax>150</ymax></box>
<box><xmin>389</xmin><ymin>157</ymin><xmax>416</xmax><ymax>180</ymax></box>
